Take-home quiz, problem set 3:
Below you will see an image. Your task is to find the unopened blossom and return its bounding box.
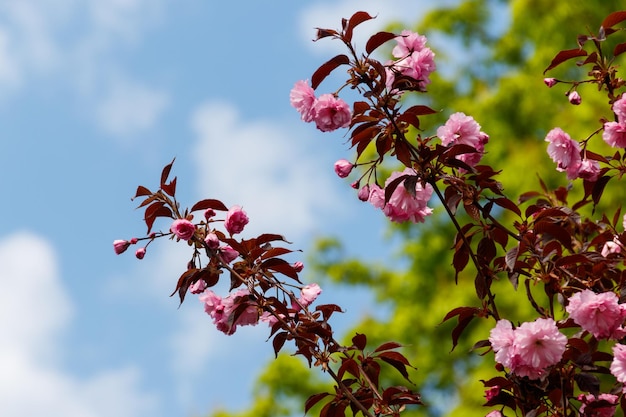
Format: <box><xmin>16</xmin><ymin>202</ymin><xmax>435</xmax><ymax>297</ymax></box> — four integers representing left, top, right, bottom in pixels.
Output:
<box><xmin>568</xmin><ymin>91</ymin><xmax>581</xmax><ymax>105</ymax></box>
<box><xmin>484</xmin><ymin>386</ymin><xmax>500</xmax><ymax>402</ymax></box>
<box><xmin>357</xmin><ymin>185</ymin><xmax>370</xmax><ymax>202</ymax></box>
<box><xmin>204</xmin><ymin>232</ymin><xmax>219</xmax><ymax>250</ymax></box>
<box><xmin>334</xmin><ymin>159</ymin><xmax>353</xmax><ymax>178</ymax></box>
<box><xmin>369</xmin><ymin>168</ymin><xmax>433</xmax><ymax>223</ymax></box>
<box><xmin>489</xmin><ymin>318</ymin><xmax>566</xmax><ymax>380</ymax></box>
<box><xmin>601</xmin><ymin>239</ymin><xmax>622</xmax><ymax>258</ymax></box>
<box><xmin>189</xmin><ymin>278</ymin><xmax>207</xmax><ymax>294</ymax></box>
<box><xmin>437</xmin><ymin>112</ymin><xmax>488</xmax><ymax>166</ymax></box>
<box><xmin>566</xmin><ymin>289</ymin><xmax>626</xmax><ymax>339</ymax></box>
<box><xmin>611</xmin><ymin>343</ymin><xmax>626</xmax><ymax>383</ymax></box>
<box><xmin>204</xmin><ymin>208</ymin><xmax>216</xmax><ymax>220</ymax></box>
<box><xmin>113</xmin><ymin>239</ymin><xmax>130</xmax><ymax>255</ymax></box>
<box><xmin>135</xmin><ymin>247</ymin><xmax>146</xmax><ymax>259</ymax></box>
<box><xmin>603</xmin><ymin>121</ymin><xmax>626</xmax><ymax>148</ymax></box>
<box><xmin>224</xmin><ymin>205</ymin><xmax>249</xmax><ymax>235</ymax></box>
<box><xmin>545</xmin><ymin>127</ymin><xmax>581</xmax><ymax>175</ymax></box>
<box><xmin>292</xmin><ymin>261</ymin><xmax>304</xmax><ymax>273</ymax></box>
<box><xmin>578</xmin><ymin>393</ymin><xmax>618</xmax><ymax>417</ymax></box>
<box><xmin>311</xmin><ymin>94</ymin><xmax>352</xmax><ymax>132</ymax></box>
<box><xmin>299</xmin><ymin>283</ymin><xmax>322</xmax><ymax>307</ymax></box>
<box><xmin>170</xmin><ymin>219</ymin><xmax>196</xmax><ymax>241</ymax></box>
<box><xmin>290</xmin><ymin>80</ymin><xmax>316</xmax><ymax>122</ymax></box>
<box><xmin>543</xmin><ymin>78</ymin><xmax>557</xmax><ymax>88</ymax></box>
<box><xmin>219</xmin><ymin>245</ymin><xmax>239</xmax><ymax>264</ymax></box>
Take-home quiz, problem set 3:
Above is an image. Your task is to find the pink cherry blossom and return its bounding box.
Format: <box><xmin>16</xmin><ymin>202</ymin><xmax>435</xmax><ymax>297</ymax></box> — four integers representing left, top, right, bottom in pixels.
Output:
<box><xmin>369</xmin><ymin>168</ymin><xmax>433</xmax><ymax>223</ymax></box>
<box><xmin>224</xmin><ymin>205</ymin><xmax>249</xmax><ymax>235</ymax></box>
<box><xmin>299</xmin><ymin>283</ymin><xmax>322</xmax><ymax>307</ymax></box>
<box><xmin>485</xmin><ymin>411</ymin><xmax>503</xmax><ymax>417</ymax></box>
<box><xmin>389</xmin><ymin>30</ymin><xmax>436</xmax><ymax>90</ymax></box>
<box><xmin>189</xmin><ymin>278</ymin><xmax>207</xmax><ymax>294</ymax></box>
<box><xmin>200</xmin><ymin>289</ymin><xmax>259</xmax><ymax>335</ymax></box>
<box><xmin>357</xmin><ymin>185</ymin><xmax>370</xmax><ymax>202</ymax></box>
<box><xmin>613</xmin><ymin>95</ymin><xmax>626</xmax><ymax>121</ymax></box>
<box><xmin>568</xmin><ymin>91</ymin><xmax>581</xmax><ymax>105</ymax></box>
<box><xmin>602</xmin><ymin>121</ymin><xmax>626</xmax><ymax>148</ymax></box>
<box><xmin>392</xmin><ymin>30</ymin><xmax>428</xmax><ymax>57</ymax></box>
<box><xmin>545</xmin><ymin>127</ymin><xmax>581</xmax><ymax>174</ymax></box>
<box><xmin>200</xmin><ymin>290</ymin><xmax>225</xmax><ymax>323</ymax></box>
<box><xmin>576</xmin><ymin>158</ymin><xmax>600</xmax><ymax>182</ymax></box>
<box><xmin>219</xmin><ymin>245</ymin><xmax>239</xmax><ymax>264</ymax></box>
<box><xmin>484</xmin><ymin>386</ymin><xmax>500</xmax><ymax>402</ymax></box>
<box><xmin>578</xmin><ymin>393</ymin><xmax>618</xmax><ymax>417</ymax></box>
<box><xmin>292</xmin><ymin>261</ymin><xmax>304</xmax><ymax>273</ymax></box>
<box><xmin>601</xmin><ymin>239</ymin><xmax>622</xmax><ymax>258</ymax></box>
<box><xmin>204</xmin><ymin>208</ymin><xmax>216</xmax><ymax>220</ymax></box>
<box><xmin>311</xmin><ymin>94</ymin><xmax>352</xmax><ymax>132</ymax></box>
<box><xmin>170</xmin><ymin>219</ymin><xmax>196</xmax><ymax>241</ymax></box>
<box><xmin>489</xmin><ymin>319</ymin><xmax>516</xmax><ymax>369</ymax></box>
<box><xmin>611</xmin><ymin>343</ymin><xmax>626</xmax><ymax>383</ymax></box>
<box><xmin>566</xmin><ymin>289</ymin><xmax>626</xmax><ymax>340</ymax></box>
<box><xmin>290</xmin><ymin>80</ymin><xmax>316</xmax><ymax>122</ymax></box>
<box><xmin>113</xmin><ymin>239</ymin><xmax>130</xmax><ymax>255</ymax></box>
<box><xmin>204</xmin><ymin>232</ymin><xmax>219</xmax><ymax>250</ymax></box>
<box><xmin>334</xmin><ymin>159</ymin><xmax>353</xmax><ymax>178</ymax></box>
<box><xmin>437</xmin><ymin>112</ymin><xmax>488</xmax><ymax>166</ymax></box>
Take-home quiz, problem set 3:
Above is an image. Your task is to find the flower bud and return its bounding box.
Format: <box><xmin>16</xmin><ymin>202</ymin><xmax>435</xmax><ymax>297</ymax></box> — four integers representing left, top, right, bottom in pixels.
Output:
<box><xmin>334</xmin><ymin>159</ymin><xmax>353</xmax><ymax>178</ymax></box>
<box><xmin>170</xmin><ymin>219</ymin><xmax>196</xmax><ymax>240</ymax></box>
<box><xmin>568</xmin><ymin>91</ymin><xmax>581</xmax><ymax>105</ymax></box>
<box><xmin>219</xmin><ymin>245</ymin><xmax>239</xmax><ymax>264</ymax></box>
<box><xmin>293</xmin><ymin>261</ymin><xmax>304</xmax><ymax>272</ymax></box>
<box><xmin>113</xmin><ymin>240</ymin><xmax>130</xmax><ymax>255</ymax></box>
<box><xmin>357</xmin><ymin>185</ymin><xmax>371</xmax><ymax>202</ymax></box>
<box><xmin>204</xmin><ymin>208</ymin><xmax>216</xmax><ymax>220</ymax></box>
<box><xmin>135</xmin><ymin>247</ymin><xmax>146</xmax><ymax>259</ymax></box>
<box><xmin>205</xmin><ymin>232</ymin><xmax>220</xmax><ymax>250</ymax></box>
<box><xmin>225</xmin><ymin>205</ymin><xmax>249</xmax><ymax>235</ymax></box>
<box><xmin>543</xmin><ymin>78</ymin><xmax>557</xmax><ymax>88</ymax></box>
<box><xmin>130</xmin><ymin>237</ymin><xmax>138</xmax><ymax>244</ymax></box>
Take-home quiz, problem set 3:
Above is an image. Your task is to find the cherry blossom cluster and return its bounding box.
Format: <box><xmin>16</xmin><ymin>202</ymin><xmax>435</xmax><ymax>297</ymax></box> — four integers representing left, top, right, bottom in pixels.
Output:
<box><xmin>545</xmin><ymin>127</ymin><xmax>600</xmax><ymax>181</ymax></box>
<box><xmin>290</xmin><ymin>80</ymin><xmax>352</xmax><ymax>132</ymax></box>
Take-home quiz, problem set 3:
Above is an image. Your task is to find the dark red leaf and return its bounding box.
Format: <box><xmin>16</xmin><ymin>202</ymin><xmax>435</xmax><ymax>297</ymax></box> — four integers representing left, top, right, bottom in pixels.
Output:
<box><xmin>365</xmin><ymin>31</ymin><xmax>396</xmax><ymax>55</ymax></box>
<box><xmin>591</xmin><ymin>175</ymin><xmax>611</xmax><ymax>205</ymax></box>
<box><xmin>260</xmin><ymin>258</ymin><xmax>300</xmax><ymax>281</ymax></box>
<box><xmin>311</xmin><ymin>54</ymin><xmax>350</xmax><ymax>90</ymax></box>
<box><xmin>544</xmin><ymin>48</ymin><xmax>588</xmax><ymax>74</ymax></box>
<box><xmin>314</xmin><ymin>28</ymin><xmax>338</xmax><ymax>41</ymax></box>
<box><xmin>615</xmin><ymin>42</ymin><xmax>626</xmax><ymax>57</ymax></box>
<box><xmin>272</xmin><ymin>332</ymin><xmax>289</xmax><ymax>357</ymax></box>
<box><xmin>352</xmin><ymin>333</ymin><xmax>366</xmax><ymax>350</ymax></box>
<box><xmin>160</xmin><ymin>158</ymin><xmax>175</xmax><ymax>188</ymax></box>
<box><xmin>344</xmin><ymin>11</ymin><xmax>375</xmax><ymax>43</ymax></box>
<box><xmin>602</xmin><ymin>11</ymin><xmax>626</xmax><ymax>29</ymax></box>
<box><xmin>162</xmin><ymin>177</ymin><xmax>177</xmax><ymax>197</ymax></box>
<box><xmin>492</xmin><ymin>197</ymin><xmax>521</xmax><ymax>217</ymax></box>
<box><xmin>305</xmin><ymin>392</ymin><xmax>331</xmax><ymax>415</ymax></box>
<box><xmin>256</xmin><ymin>233</ymin><xmax>290</xmax><ymax>246</ymax></box>
<box><xmin>133</xmin><ymin>185</ymin><xmax>152</xmax><ymax>199</ymax></box>
<box><xmin>403</xmin><ymin>104</ymin><xmax>438</xmax><ymax>116</ymax></box>
<box><xmin>337</xmin><ymin>358</ymin><xmax>360</xmax><ymax>379</ymax></box>
<box><xmin>260</xmin><ymin>247</ymin><xmax>293</xmax><ymax>259</ymax></box>
<box><xmin>170</xmin><ymin>268</ymin><xmax>199</xmax><ymax>305</ymax></box>
<box><xmin>374</xmin><ymin>341</ymin><xmax>402</xmax><ymax>352</ymax></box>
<box><xmin>190</xmin><ymin>198</ymin><xmax>228</xmax><ymax>212</ymax></box>
<box><xmin>378</xmin><ymin>352</ymin><xmax>411</xmax><ymax>381</ymax></box>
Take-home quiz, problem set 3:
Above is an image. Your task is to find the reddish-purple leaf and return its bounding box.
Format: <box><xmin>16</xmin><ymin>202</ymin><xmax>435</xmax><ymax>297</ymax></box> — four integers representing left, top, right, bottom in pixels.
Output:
<box><xmin>160</xmin><ymin>158</ymin><xmax>175</xmax><ymax>187</ymax></box>
<box><xmin>134</xmin><ymin>185</ymin><xmax>152</xmax><ymax>198</ymax></box>
<box><xmin>602</xmin><ymin>11</ymin><xmax>626</xmax><ymax>29</ymax></box>
<box><xmin>492</xmin><ymin>197</ymin><xmax>521</xmax><ymax>217</ymax></box>
<box><xmin>544</xmin><ymin>48</ymin><xmax>588</xmax><ymax>74</ymax></box>
<box><xmin>272</xmin><ymin>332</ymin><xmax>289</xmax><ymax>357</ymax></box>
<box><xmin>615</xmin><ymin>42</ymin><xmax>626</xmax><ymax>58</ymax></box>
<box><xmin>314</xmin><ymin>28</ymin><xmax>338</xmax><ymax>41</ymax></box>
<box><xmin>344</xmin><ymin>11</ymin><xmax>375</xmax><ymax>43</ymax></box>
<box><xmin>260</xmin><ymin>258</ymin><xmax>299</xmax><ymax>280</ymax></box>
<box><xmin>305</xmin><ymin>392</ymin><xmax>331</xmax><ymax>415</ymax></box>
<box><xmin>365</xmin><ymin>31</ymin><xmax>396</xmax><ymax>55</ymax></box>
<box><xmin>162</xmin><ymin>177</ymin><xmax>177</xmax><ymax>197</ymax></box>
<box><xmin>190</xmin><ymin>198</ymin><xmax>228</xmax><ymax>212</ymax></box>
<box><xmin>374</xmin><ymin>341</ymin><xmax>402</xmax><ymax>352</ymax></box>
<box><xmin>311</xmin><ymin>54</ymin><xmax>350</xmax><ymax>90</ymax></box>
<box><xmin>352</xmin><ymin>333</ymin><xmax>367</xmax><ymax>350</ymax></box>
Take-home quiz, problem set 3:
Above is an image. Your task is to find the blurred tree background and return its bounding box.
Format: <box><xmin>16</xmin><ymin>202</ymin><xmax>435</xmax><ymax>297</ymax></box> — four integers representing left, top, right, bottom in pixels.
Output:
<box><xmin>209</xmin><ymin>1</ymin><xmax>626</xmax><ymax>416</ymax></box>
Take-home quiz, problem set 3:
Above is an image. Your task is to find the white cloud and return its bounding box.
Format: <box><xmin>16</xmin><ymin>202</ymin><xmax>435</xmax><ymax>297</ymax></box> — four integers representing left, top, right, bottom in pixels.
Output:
<box><xmin>190</xmin><ymin>101</ymin><xmax>344</xmax><ymax>240</ymax></box>
<box><xmin>0</xmin><ymin>232</ymin><xmax>157</xmax><ymax>417</ymax></box>
<box><xmin>97</xmin><ymin>77</ymin><xmax>169</xmax><ymax>137</ymax></box>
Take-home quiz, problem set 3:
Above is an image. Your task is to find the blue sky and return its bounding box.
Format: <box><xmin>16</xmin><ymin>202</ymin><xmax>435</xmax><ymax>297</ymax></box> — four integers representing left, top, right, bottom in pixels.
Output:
<box><xmin>0</xmin><ymin>1</ymin><xmax>449</xmax><ymax>416</ymax></box>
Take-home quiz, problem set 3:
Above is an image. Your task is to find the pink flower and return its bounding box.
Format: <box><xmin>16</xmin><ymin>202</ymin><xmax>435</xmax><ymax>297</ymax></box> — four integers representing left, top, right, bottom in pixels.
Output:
<box><xmin>200</xmin><ymin>289</ymin><xmax>259</xmax><ymax>335</ymax></box>
<box><xmin>545</xmin><ymin>127</ymin><xmax>581</xmax><ymax>174</ymax></box>
<box><xmin>204</xmin><ymin>232</ymin><xmax>219</xmax><ymax>250</ymax></box>
<box><xmin>578</xmin><ymin>393</ymin><xmax>618</xmax><ymax>417</ymax></box>
<box><xmin>292</xmin><ymin>261</ymin><xmax>304</xmax><ymax>273</ymax></box>
<box><xmin>311</xmin><ymin>94</ymin><xmax>352</xmax><ymax>132</ymax></box>
<box><xmin>613</xmin><ymin>95</ymin><xmax>626</xmax><ymax>121</ymax></box>
<box><xmin>576</xmin><ymin>158</ymin><xmax>600</xmax><ymax>182</ymax></box>
<box><xmin>204</xmin><ymin>208</ymin><xmax>216</xmax><ymax>220</ymax></box>
<box><xmin>357</xmin><ymin>185</ymin><xmax>370</xmax><ymax>202</ymax></box>
<box><xmin>299</xmin><ymin>283</ymin><xmax>322</xmax><ymax>307</ymax></box>
<box><xmin>489</xmin><ymin>318</ymin><xmax>566</xmax><ymax>380</ymax></box>
<box><xmin>437</xmin><ymin>112</ymin><xmax>488</xmax><ymax>166</ymax></box>
<box><xmin>290</xmin><ymin>80</ymin><xmax>316</xmax><ymax>122</ymax></box>
<box><xmin>566</xmin><ymin>289</ymin><xmax>626</xmax><ymax>339</ymax></box>
<box><xmin>369</xmin><ymin>168</ymin><xmax>433</xmax><ymax>223</ymax></box>
<box><xmin>189</xmin><ymin>279</ymin><xmax>207</xmax><ymax>294</ymax></box>
<box><xmin>113</xmin><ymin>239</ymin><xmax>130</xmax><ymax>255</ymax></box>
<box><xmin>170</xmin><ymin>219</ymin><xmax>196</xmax><ymax>240</ymax></box>
<box><xmin>224</xmin><ymin>205</ymin><xmax>249</xmax><ymax>235</ymax></box>
<box><xmin>544</xmin><ymin>78</ymin><xmax>557</xmax><ymax>88</ymax></box>
<box><xmin>485</xmin><ymin>411</ymin><xmax>503</xmax><ymax>417</ymax></box>
<box><xmin>623</xmin><ymin>213</ymin><xmax>626</xmax><ymax>231</ymax></box>
<box><xmin>200</xmin><ymin>290</ymin><xmax>225</xmax><ymax>322</ymax></box>
<box><xmin>392</xmin><ymin>30</ymin><xmax>428</xmax><ymax>57</ymax></box>
<box><xmin>611</xmin><ymin>344</ymin><xmax>626</xmax><ymax>383</ymax></box>
<box><xmin>601</xmin><ymin>239</ymin><xmax>622</xmax><ymax>257</ymax></box>
<box><xmin>603</xmin><ymin>121</ymin><xmax>626</xmax><ymax>148</ymax></box>
<box><xmin>219</xmin><ymin>245</ymin><xmax>239</xmax><ymax>264</ymax></box>
<box><xmin>135</xmin><ymin>247</ymin><xmax>146</xmax><ymax>259</ymax></box>
<box><xmin>334</xmin><ymin>159</ymin><xmax>353</xmax><ymax>178</ymax></box>
<box><xmin>569</xmin><ymin>91</ymin><xmax>581</xmax><ymax>105</ymax></box>
<box><xmin>484</xmin><ymin>386</ymin><xmax>500</xmax><ymax>402</ymax></box>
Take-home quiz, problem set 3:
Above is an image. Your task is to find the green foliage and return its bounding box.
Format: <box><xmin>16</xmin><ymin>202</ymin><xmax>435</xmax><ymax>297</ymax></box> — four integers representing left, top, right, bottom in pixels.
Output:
<box><xmin>209</xmin><ymin>1</ymin><xmax>626</xmax><ymax>417</ymax></box>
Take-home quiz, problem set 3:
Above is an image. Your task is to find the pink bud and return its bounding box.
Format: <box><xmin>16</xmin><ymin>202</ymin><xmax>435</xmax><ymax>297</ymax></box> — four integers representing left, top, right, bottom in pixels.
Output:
<box><xmin>135</xmin><ymin>247</ymin><xmax>146</xmax><ymax>259</ymax></box>
<box><xmin>219</xmin><ymin>245</ymin><xmax>239</xmax><ymax>264</ymax></box>
<box><xmin>170</xmin><ymin>219</ymin><xmax>196</xmax><ymax>240</ymax></box>
<box><xmin>204</xmin><ymin>208</ymin><xmax>216</xmax><ymax>220</ymax></box>
<box><xmin>224</xmin><ymin>205</ymin><xmax>249</xmax><ymax>235</ymax></box>
<box><xmin>334</xmin><ymin>159</ymin><xmax>353</xmax><ymax>178</ymax></box>
<box><xmin>113</xmin><ymin>240</ymin><xmax>130</xmax><ymax>255</ymax></box>
<box><xmin>293</xmin><ymin>261</ymin><xmax>304</xmax><ymax>272</ymax></box>
<box><xmin>189</xmin><ymin>279</ymin><xmax>207</xmax><ymax>294</ymax></box>
<box><xmin>568</xmin><ymin>91</ymin><xmax>581</xmax><ymax>105</ymax></box>
<box><xmin>357</xmin><ymin>185</ymin><xmax>371</xmax><ymax>202</ymax></box>
<box><xmin>543</xmin><ymin>78</ymin><xmax>557</xmax><ymax>88</ymax></box>
<box><xmin>130</xmin><ymin>237</ymin><xmax>138</xmax><ymax>244</ymax></box>
<box><xmin>205</xmin><ymin>232</ymin><xmax>220</xmax><ymax>250</ymax></box>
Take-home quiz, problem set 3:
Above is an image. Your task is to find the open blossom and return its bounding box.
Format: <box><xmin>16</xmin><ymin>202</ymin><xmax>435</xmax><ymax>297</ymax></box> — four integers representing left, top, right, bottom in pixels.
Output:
<box><xmin>290</xmin><ymin>80</ymin><xmax>316</xmax><ymax>122</ymax></box>
<box><xmin>489</xmin><ymin>318</ymin><xmax>566</xmax><ymax>380</ymax></box>
<box><xmin>611</xmin><ymin>344</ymin><xmax>626</xmax><ymax>383</ymax></box>
<box><xmin>603</xmin><ymin>121</ymin><xmax>626</xmax><ymax>148</ymax></box>
<box><xmin>299</xmin><ymin>283</ymin><xmax>322</xmax><ymax>307</ymax></box>
<box><xmin>170</xmin><ymin>219</ymin><xmax>196</xmax><ymax>240</ymax></box>
<box><xmin>576</xmin><ymin>158</ymin><xmax>600</xmax><ymax>182</ymax></box>
<box><xmin>200</xmin><ymin>289</ymin><xmax>259</xmax><ymax>335</ymax></box>
<box><xmin>437</xmin><ymin>112</ymin><xmax>488</xmax><ymax>167</ymax></box>
<box><xmin>224</xmin><ymin>205</ymin><xmax>249</xmax><ymax>235</ymax></box>
<box><xmin>311</xmin><ymin>94</ymin><xmax>351</xmax><ymax>132</ymax></box>
<box><xmin>601</xmin><ymin>239</ymin><xmax>622</xmax><ymax>257</ymax></box>
<box><xmin>545</xmin><ymin>127</ymin><xmax>584</xmax><ymax>179</ymax></box>
<box><xmin>368</xmin><ymin>168</ymin><xmax>433</xmax><ymax>223</ymax></box>
<box><xmin>219</xmin><ymin>245</ymin><xmax>239</xmax><ymax>263</ymax></box>
<box><xmin>388</xmin><ymin>30</ymin><xmax>436</xmax><ymax>90</ymax></box>
<box><xmin>567</xmin><ymin>289</ymin><xmax>626</xmax><ymax>340</ymax></box>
